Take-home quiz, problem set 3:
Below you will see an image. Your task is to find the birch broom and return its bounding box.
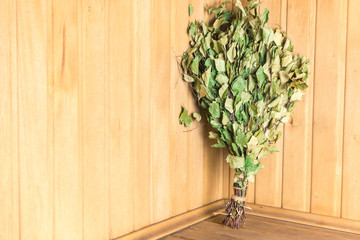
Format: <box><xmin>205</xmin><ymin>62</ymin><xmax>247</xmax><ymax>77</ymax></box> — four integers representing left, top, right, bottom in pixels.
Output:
<box><xmin>179</xmin><ymin>0</ymin><xmax>309</xmax><ymax>229</ymax></box>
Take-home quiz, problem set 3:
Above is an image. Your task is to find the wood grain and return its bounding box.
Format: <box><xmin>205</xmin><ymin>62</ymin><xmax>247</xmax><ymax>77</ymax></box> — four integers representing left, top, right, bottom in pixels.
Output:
<box><xmin>81</xmin><ymin>0</ymin><xmax>108</xmax><ymax>238</ymax></box>
<box><xmin>116</xmin><ymin>200</ymin><xmax>225</xmax><ymax>240</ymax></box>
<box><xmin>311</xmin><ymin>0</ymin><xmax>347</xmax><ymax>217</ymax></box>
<box><xmin>53</xmin><ymin>0</ymin><xmax>82</xmax><ymax>239</ymax></box>
<box><xmin>342</xmin><ymin>0</ymin><xmax>360</xmax><ymax>221</ymax></box>
<box><xmin>150</xmin><ymin>0</ymin><xmax>172</xmax><ymax>223</ymax></box>
<box><xmin>165</xmin><ymin>214</ymin><xmax>360</xmax><ymax>240</ymax></box>
<box><xmin>132</xmin><ymin>0</ymin><xmax>151</xmax><ymax>230</ymax></box>
<box><xmin>170</xmin><ymin>0</ymin><xmax>190</xmax><ymax>215</ymax></box>
<box><xmin>109</xmin><ymin>0</ymin><xmax>134</xmax><ymax>237</ymax></box>
<box><xmin>17</xmin><ymin>0</ymin><xmax>53</xmax><ymax>239</ymax></box>
<box><xmin>0</xmin><ymin>0</ymin><xmax>18</xmax><ymax>239</ymax></box>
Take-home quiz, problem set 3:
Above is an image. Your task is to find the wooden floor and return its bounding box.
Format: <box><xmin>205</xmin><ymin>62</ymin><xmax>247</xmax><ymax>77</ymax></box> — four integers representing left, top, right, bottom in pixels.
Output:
<box><xmin>160</xmin><ymin>215</ymin><xmax>360</xmax><ymax>240</ymax></box>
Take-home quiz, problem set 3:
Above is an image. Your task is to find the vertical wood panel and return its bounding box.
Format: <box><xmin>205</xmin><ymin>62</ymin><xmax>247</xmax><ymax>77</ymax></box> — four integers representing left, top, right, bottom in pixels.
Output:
<box><xmin>81</xmin><ymin>0</ymin><xmax>108</xmax><ymax>238</ymax></box>
<box><xmin>342</xmin><ymin>0</ymin><xmax>360</xmax><ymax>221</ymax></box>
<box><xmin>0</xmin><ymin>0</ymin><xmax>18</xmax><ymax>239</ymax></box>
<box><xmin>188</xmin><ymin>0</ymin><xmax>205</xmax><ymax>210</ymax></box>
<box><xmin>10</xmin><ymin>0</ymin><xmax>20</xmax><ymax>238</ymax></box>
<box><xmin>311</xmin><ymin>0</ymin><xmax>347</xmax><ymax>217</ymax></box>
<box><xmin>282</xmin><ymin>0</ymin><xmax>314</xmax><ymax>212</ymax></box>
<box><xmin>17</xmin><ymin>0</ymin><xmax>53</xmax><ymax>238</ymax></box>
<box><xmin>53</xmin><ymin>1</ymin><xmax>82</xmax><ymax>239</ymax></box>
<box><xmin>170</xmin><ymin>0</ymin><xmax>190</xmax><ymax>215</ymax></box>
<box><xmin>132</xmin><ymin>0</ymin><xmax>151</xmax><ymax>230</ymax></box>
<box><xmin>109</xmin><ymin>0</ymin><xmax>134</xmax><ymax>237</ymax></box>
<box><xmin>255</xmin><ymin>0</ymin><xmax>283</xmax><ymax>208</ymax></box>
<box><xmin>150</xmin><ymin>0</ymin><xmax>172</xmax><ymax>223</ymax></box>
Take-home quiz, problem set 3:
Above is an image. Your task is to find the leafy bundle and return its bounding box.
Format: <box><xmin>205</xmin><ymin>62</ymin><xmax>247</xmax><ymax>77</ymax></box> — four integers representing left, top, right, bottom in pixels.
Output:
<box><xmin>180</xmin><ymin>0</ymin><xmax>309</xmax><ymax>228</ymax></box>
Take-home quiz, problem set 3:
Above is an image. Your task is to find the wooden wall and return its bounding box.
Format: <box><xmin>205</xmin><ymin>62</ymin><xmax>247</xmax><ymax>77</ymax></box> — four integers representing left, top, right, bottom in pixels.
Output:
<box><xmin>0</xmin><ymin>0</ymin><xmax>359</xmax><ymax>240</ymax></box>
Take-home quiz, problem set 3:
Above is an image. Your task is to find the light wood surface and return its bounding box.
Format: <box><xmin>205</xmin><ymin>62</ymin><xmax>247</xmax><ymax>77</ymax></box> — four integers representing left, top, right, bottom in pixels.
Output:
<box><xmin>246</xmin><ymin>203</ymin><xmax>360</xmax><ymax>235</ymax></box>
<box><xmin>116</xmin><ymin>200</ymin><xmax>225</xmax><ymax>240</ymax></box>
<box><xmin>162</xmin><ymin>214</ymin><xmax>360</xmax><ymax>240</ymax></box>
<box><xmin>311</xmin><ymin>0</ymin><xmax>347</xmax><ymax>217</ymax></box>
<box><xmin>1</xmin><ymin>0</ymin><xmax>360</xmax><ymax>239</ymax></box>
<box><xmin>342</xmin><ymin>0</ymin><xmax>360</xmax><ymax>221</ymax></box>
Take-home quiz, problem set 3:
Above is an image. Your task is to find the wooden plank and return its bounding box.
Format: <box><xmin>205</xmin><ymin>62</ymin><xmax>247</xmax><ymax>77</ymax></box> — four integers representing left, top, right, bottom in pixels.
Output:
<box><xmin>0</xmin><ymin>0</ymin><xmax>18</xmax><ymax>239</ymax></box>
<box><xmin>108</xmin><ymin>0</ymin><xmax>134</xmax><ymax>238</ymax></box>
<box><xmin>115</xmin><ymin>200</ymin><xmax>225</xmax><ymax>240</ymax></box>
<box><xmin>247</xmin><ymin>203</ymin><xmax>360</xmax><ymax>235</ymax></box>
<box><xmin>52</xmin><ymin>1</ymin><xmax>82</xmax><ymax>239</ymax></box>
<box><xmin>17</xmin><ymin>0</ymin><xmax>53</xmax><ymax>238</ymax></box>
<box><xmin>246</xmin><ymin>181</ymin><xmax>255</xmax><ymax>203</ymax></box>
<box><xmin>150</xmin><ymin>0</ymin><xmax>172</xmax><ymax>223</ymax></box>
<box><xmin>342</xmin><ymin>0</ymin><xmax>360</xmax><ymax>221</ymax></box>
<box><xmin>10</xmin><ymin>0</ymin><xmax>20</xmax><ymax>238</ymax></box>
<box><xmin>188</xmin><ymin>0</ymin><xmax>205</xmax><ymax>210</ymax></box>
<box><xmin>311</xmin><ymin>0</ymin><xmax>347</xmax><ymax>217</ymax></box>
<box><xmin>282</xmin><ymin>0</ymin><xmax>314</xmax><ymax>212</ymax></box>
<box><xmin>170</xmin><ymin>0</ymin><xmax>190</xmax><ymax>216</ymax></box>
<box><xmin>80</xmin><ymin>0</ymin><xmax>108</xmax><ymax>238</ymax></box>
<box><xmin>132</xmin><ymin>0</ymin><xmax>151</xmax><ymax>230</ymax></box>
<box><xmin>204</xmin><ymin>215</ymin><xmax>360</xmax><ymax>240</ymax></box>
<box><xmin>255</xmin><ymin>0</ymin><xmax>283</xmax><ymax>208</ymax></box>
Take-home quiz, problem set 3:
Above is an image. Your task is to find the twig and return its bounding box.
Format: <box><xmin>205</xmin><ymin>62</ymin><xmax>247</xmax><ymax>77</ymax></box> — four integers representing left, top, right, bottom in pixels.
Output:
<box><xmin>182</xmin><ymin>122</ymin><xmax>206</xmax><ymax>132</ymax></box>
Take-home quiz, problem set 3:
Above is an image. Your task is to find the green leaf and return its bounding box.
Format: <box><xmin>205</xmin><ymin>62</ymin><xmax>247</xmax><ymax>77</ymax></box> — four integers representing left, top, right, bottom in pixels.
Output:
<box><xmin>248</xmin><ymin>75</ymin><xmax>256</xmax><ymax>92</ymax></box>
<box><xmin>222</xmin><ymin>112</ymin><xmax>229</xmax><ymax>125</ymax></box>
<box><xmin>202</xmin><ymin>67</ymin><xmax>212</xmax><ymax>87</ymax></box>
<box><xmin>213</xmin><ymin>18</ymin><xmax>224</xmax><ymax>29</ymax></box>
<box><xmin>215</xmin><ymin>59</ymin><xmax>226</xmax><ymax>72</ymax></box>
<box><xmin>219</xmin><ymin>83</ymin><xmax>228</xmax><ymax>98</ymax></box>
<box><xmin>209</xmin><ymin>102</ymin><xmax>221</xmax><ymax>118</ymax></box>
<box><xmin>256</xmin><ymin>66</ymin><xmax>266</xmax><ymax>86</ymax></box>
<box><xmin>209</xmin><ymin>131</ymin><xmax>218</xmax><ymax>139</ymax></box>
<box><xmin>231</xmin><ymin>77</ymin><xmax>247</xmax><ymax>94</ymax></box>
<box><xmin>188</xmin><ymin>4</ymin><xmax>194</xmax><ymax>16</ymax></box>
<box><xmin>190</xmin><ymin>56</ymin><xmax>200</xmax><ymax>75</ymax></box>
<box><xmin>290</xmin><ymin>89</ymin><xmax>304</xmax><ymax>102</ymax></box>
<box><xmin>235</xmin><ymin>131</ymin><xmax>247</xmax><ymax>147</ymax></box>
<box><xmin>215</xmin><ymin>74</ymin><xmax>229</xmax><ymax>85</ymax></box>
<box><xmin>262</xmin><ymin>9</ymin><xmax>269</xmax><ymax>26</ymax></box>
<box><xmin>179</xmin><ymin>107</ymin><xmax>192</xmax><ymax>128</ymax></box>
<box><xmin>193</xmin><ymin>112</ymin><xmax>202</xmax><ymax>121</ymax></box>
<box><xmin>212</xmin><ymin>139</ymin><xmax>226</xmax><ymax>148</ymax></box>
<box><xmin>273</xmin><ymin>30</ymin><xmax>282</xmax><ymax>46</ymax></box>
<box><xmin>268</xmin><ymin>145</ymin><xmax>279</xmax><ymax>153</ymax></box>
<box><xmin>247</xmin><ymin>136</ymin><xmax>258</xmax><ymax>151</ymax></box>
<box><xmin>225</xmin><ymin>97</ymin><xmax>234</xmax><ymax>113</ymax></box>
<box><xmin>268</xmin><ymin>97</ymin><xmax>281</xmax><ymax>108</ymax></box>
<box><xmin>227</xmin><ymin>43</ymin><xmax>237</xmax><ymax>63</ymax></box>
<box><xmin>226</xmin><ymin>155</ymin><xmax>245</xmax><ymax>169</ymax></box>
<box><xmin>297</xmin><ymin>83</ymin><xmax>308</xmax><ymax>90</ymax></box>
<box><xmin>279</xmin><ymin>71</ymin><xmax>289</xmax><ymax>84</ymax></box>
<box><xmin>183</xmin><ymin>74</ymin><xmax>194</xmax><ymax>83</ymax></box>
<box><xmin>188</xmin><ymin>23</ymin><xmax>196</xmax><ymax>38</ymax></box>
<box><xmin>241</xmin><ymin>92</ymin><xmax>251</xmax><ymax>103</ymax></box>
